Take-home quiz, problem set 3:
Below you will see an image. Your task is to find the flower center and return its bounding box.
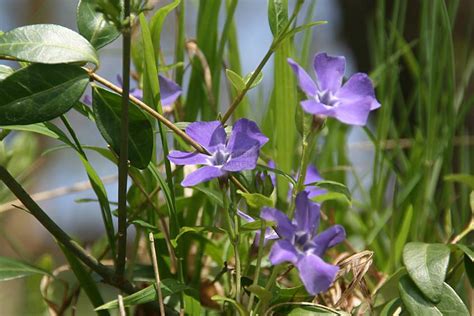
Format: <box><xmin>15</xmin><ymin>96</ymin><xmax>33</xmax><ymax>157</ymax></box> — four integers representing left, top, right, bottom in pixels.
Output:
<box><xmin>316</xmin><ymin>90</ymin><xmax>338</xmax><ymax>106</ymax></box>
<box><xmin>294</xmin><ymin>230</ymin><xmax>312</xmax><ymax>252</ymax></box>
<box><xmin>210</xmin><ymin>145</ymin><xmax>231</xmax><ymax>167</ymax></box>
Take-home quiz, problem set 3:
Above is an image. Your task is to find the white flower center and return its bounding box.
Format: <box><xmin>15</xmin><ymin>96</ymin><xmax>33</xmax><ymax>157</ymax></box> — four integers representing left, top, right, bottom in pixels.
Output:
<box><xmin>316</xmin><ymin>90</ymin><xmax>339</xmax><ymax>106</ymax></box>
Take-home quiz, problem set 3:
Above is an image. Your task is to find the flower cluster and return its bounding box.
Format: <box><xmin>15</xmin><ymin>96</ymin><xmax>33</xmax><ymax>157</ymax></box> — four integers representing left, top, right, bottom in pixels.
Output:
<box><xmin>168</xmin><ymin>52</ymin><xmax>378</xmax><ymax>295</ymax></box>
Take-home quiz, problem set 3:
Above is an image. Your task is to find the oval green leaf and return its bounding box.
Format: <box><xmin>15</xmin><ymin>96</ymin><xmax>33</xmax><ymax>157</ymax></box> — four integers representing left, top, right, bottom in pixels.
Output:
<box><xmin>92</xmin><ymin>86</ymin><xmax>153</xmax><ymax>169</ymax></box>
<box><xmin>402</xmin><ymin>242</ymin><xmax>450</xmax><ymax>303</ymax></box>
<box><xmin>399</xmin><ymin>276</ymin><xmax>469</xmax><ymax>316</ymax></box>
<box><xmin>0</xmin><ymin>256</ymin><xmax>51</xmax><ymax>281</ymax></box>
<box><xmin>0</xmin><ymin>24</ymin><xmax>99</xmax><ymax>65</ymax></box>
<box><xmin>0</xmin><ymin>64</ymin><xmax>89</xmax><ymax>125</ymax></box>
<box><xmin>77</xmin><ymin>0</ymin><xmax>120</xmax><ymax>49</ymax></box>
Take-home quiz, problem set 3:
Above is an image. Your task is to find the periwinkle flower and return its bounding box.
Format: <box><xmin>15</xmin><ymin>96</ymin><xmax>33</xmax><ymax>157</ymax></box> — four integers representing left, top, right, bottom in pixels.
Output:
<box><xmin>168</xmin><ymin>119</ymin><xmax>268</xmax><ymax>187</ymax></box>
<box><xmin>288</xmin><ymin>52</ymin><xmax>380</xmax><ymax>126</ymax></box>
<box><xmin>261</xmin><ymin>192</ymin><xmax>345</xmax><ymax>295</ymax></box>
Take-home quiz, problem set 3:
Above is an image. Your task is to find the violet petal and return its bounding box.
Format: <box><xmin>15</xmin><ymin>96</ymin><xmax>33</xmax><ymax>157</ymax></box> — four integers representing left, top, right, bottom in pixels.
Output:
<box><xmin>312</xmin><ymin>225</ymin><xmax>346</xmax><ymax>257</ymax></box>
<box><xmin>313</xmin><ymin>52</ymin><xmax>345</xmax><ymax>93</ymax></box>
<box><xmin>181</xmin><ymin>166</ymin><xmax>225</xmax><ymax>187</ymax></box>
<box><xmin>268</xmin><ymin>240</ymin><xmax>299</xmax><ymax>265</ymax></box>
<box><xmin>168</xmin><ymin>150</ymin><xmax>210</xmax><ymax>166</ymax></box>
<box><xmin>294</xmin><ymin>192</ymin><xmax>321</xmax><ymax>235</ymax></box>
<box><xmin>185</xmin><ymin>121</ymin><xmax>227</xmax><ymax>151</ymax></box>
<box><xmin>296</xmin><ymin>253</ymin><xmax>339</xmax><ymax>295</ymax></box>
<box><xmin>336</xmin><ymin>73</ymin><xmax>380</xmax><ymax>110</ymax></box>
<box><xmin>261</xmin><ymin>207</ymin><xmax>295</xmax><ymax>239</ymax></box>
<box><xmin>287</xmin><ymin>58</ymin><xmax>317</xmax><ymax>97</ymax></box>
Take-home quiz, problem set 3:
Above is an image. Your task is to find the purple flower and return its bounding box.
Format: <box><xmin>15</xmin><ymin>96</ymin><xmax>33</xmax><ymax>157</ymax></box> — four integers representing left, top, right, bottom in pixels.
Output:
<box><xmin>168</xmin><ymin>119</ymin><xmax>268</xmax><ymax>187</ymax></box>
<box><xmin>288</xmin><ymin>52</ymin><xmax>380</xmax><ymax>126</ymax></box>
<box><xmin>261</xmin><ymin>192</ymin><xmax>345</xmax><ymax>295</ymax></box>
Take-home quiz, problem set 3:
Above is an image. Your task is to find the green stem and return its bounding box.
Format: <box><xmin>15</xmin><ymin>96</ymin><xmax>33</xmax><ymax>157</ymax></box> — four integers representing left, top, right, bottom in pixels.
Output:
<box><xmin>289</xmin><ymin>129</ymin><xmax>317</xmax><ymax>217</ymax></box>
<box><xmin>254</xmin><ymin>266</ymin><xmax>282</xmax><ymax>314</ymax></box>
<box><xmin>247</xmin><ymin>221</ymin><xmax>266</xmax><ymax>311</ymax></box>
<box><xmin>0</xmin><ymin>165</ymin><xmax>136</xmax><ymax>294</ymax></box>
<box><xmin>220</xmin><ymin>0</ymin><xmax>304</xmax><ymax>123</ymax></box>
<box><xmin>117</xmin><ymin>0</ymin><xmax>132</xmax><ymax>279</ymax></box>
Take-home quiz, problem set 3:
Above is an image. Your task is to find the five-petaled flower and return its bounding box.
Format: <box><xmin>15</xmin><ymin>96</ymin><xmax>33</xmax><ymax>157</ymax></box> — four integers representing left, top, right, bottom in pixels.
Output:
<box><xmin>261</xmin><ymin>191</ymin><xmax>345</xmax><ymax>295</ymax></box>
<box><xmin>288</xmin><ymin>52</ymin><xmax>381</xmax><ymax>126</ymax></box>
<box><xmin>168</xmin><ymin>119</ymin><xmax>268</xmax><ymax>187</ymax></box>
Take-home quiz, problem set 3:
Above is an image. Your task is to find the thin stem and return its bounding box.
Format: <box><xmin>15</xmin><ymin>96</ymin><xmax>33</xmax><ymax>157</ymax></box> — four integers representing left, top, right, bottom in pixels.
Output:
<box><xmin>117</xmin><ymin>0</ymin><xmax>132</xmax><ymax>279</ymax></box>
<box><xmin>220</xmin><ymin>0</ymin><xmax>304</xmax><ymax>124</ymax></box>
<box><xmin>254</xmin><ymin>266</ymin><xmax>282</xmax><ymax>314</ymax></box>
<box><xmin>234</xmin><ymin>213</ymin><xmax>242</xmax><ymax>303</ymax></box>
<box><xmin>247</xmin><ymin>221</ymin><xmax>266</xmax><ymax>311</ymax></box>
<box><xmin>149</xmin><ymin>233</ymin><xmax>166</xmax><ymax>316</ymax></box>
<box><xmin>0</xmin><ymin>165</ymin><xmax>136</xmax><ymax>294</ymax></box>
<box><xmin>289</xmin><ymin>130</ymin><xmax>317</xmax><ymax>217</ymax></box>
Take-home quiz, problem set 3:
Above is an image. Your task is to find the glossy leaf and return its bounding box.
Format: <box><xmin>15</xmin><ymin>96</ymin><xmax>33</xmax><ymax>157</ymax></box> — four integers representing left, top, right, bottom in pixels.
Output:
<box><xmin>0</xmin><ymin>64</ymin><xmax>89</xmax><ymax>125</ymax></box>
<box><xmin>237</xmin><ymin>190</ymin><xmax>274</xmax><ymax>209</ymax></box>
<box><xmin>0</xmin><ymin>64</ymin><xmax>13</xmax><ymax>80</ymax></box>
<box><xmin>96</xmin><ymin>279</ymin><xmax>189</xmax><ymax>310</ymax></box>
<box><xmin>0</xmin><ymin>256</ymin><xmax>50</xmax><ymax>281</ymax></box>
<box><xmin>77</xmin><ymin>0</ymin><xmax>120</xmax><ymax>49</ymax></box>
<box><xmin>92</xmin><ymin>86</ymin><xmax>153</xmax><ymax>169</ymax></box>
<box><xmin>399</xmin><ymin>276</ymin><xmax>469</xmax><ymax>316</ymax></box>
<box><xmin>402</xmin><ymin>242</ymin><xmax>450</xmax><ymax>303</ymax></box>
<box><xmin>0</xmin><ymin>24</ymin><xmax>99</xmax><ymax>65</ymax></box>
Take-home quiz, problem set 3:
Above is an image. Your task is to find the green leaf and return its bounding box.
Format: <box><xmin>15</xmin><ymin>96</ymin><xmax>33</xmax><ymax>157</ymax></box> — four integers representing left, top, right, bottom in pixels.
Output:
<box><xmin>281</xmin><ymin>21</ymin><xmax>327</xmax><ymax>41</ymax></box>
<box><xmin>171</xmin><ymin>226</ymin><xmax>225</xmax><ymax>248</ymax></box>
<box><xmin>96</xmin><ymin>279</ymin><xmax>189</xmax><ymax>310</ymax></box>
<box><xmin>0</xmin><ymin>64</ymin><xmax>13</xmax><ymax>80</ymax></box>
<box><xmin>457</xmin><ymin>244</ymin><xmax>474</xmax><ymax>261</ymax></box>
<box><xmin>211</xmin><ymin>295</ymin><xmax>248</xmax><ymax>316</ymax></box>
<box><xmin>374</xmin><ymin>268</ymin><xmax>406</xmax><ymax>307</ymax></box>
<box><xmin>77</xmin><ymin>0</ymin><xmax>120</xmax><ymax>49</ymax></box>
<box><xmin>150</xmin><ymin>0</ymin><xmax>181</xmax><ymax>57</ymax></box>
<box><xmin>399</xmin><ymin>276</ymin><xmax>469</xmax><ymax>316</ymax></box>
<box><xmin>243</xmin><ymin>71</ymin><xmax>264</xmax><ymax>89</ymax></box>
<box><xmin>0</xmin><ymin>64</ymin><xmax>89</xmax><ymax>125</ymax></box>
<box><xmin>268</xmin><ymin>0</ymin><xmax>288</xmax><ymax>36</ymax></box>
<box><xmin>226</xmin><ymin>69</ymin><xmax>246</xmax><ymax>91</ymax></box>
<box><xmin>308</xmin><ymin>180</ymin><xmax>352</xmax><ymax>202</ymax></box>
<box><xmin>183</xmin><ymin>290</ymin><xmax>201</xmax><ymax>316</ymax></box>
<box><xmin>92</xmin><ymin>85</ymin><xmax>153</xmax><ymax>169</ymax></box>
<box><xmin>444</xmin><ymin>174</ymin><xmax>474</xmax><ymax>189</ymax></box>
<box><xmin>0</xmin><ymin>256</ymin><xmax>50</xmax><ymax>281</ymax></box>
<box><xmin>237</xmin><ymin>190</ymin><xmax>274</xmax><ymax>209</ymax></box>
<box><xmin>379</xmin><ymin>298</ymin><xmax>403</xmax><ymax>316</ymax></box>
<box><xmin>131</xmin><ymin>220</ymin><xmax>159</xmax><ymax>232</ymax></box>
<box><xmin>394</xmin><ymin>205</ymin><xmax>413</xmax><ymax>266</ymax></box>
<box><xmin>60</xmin><ymin>245</ymin><xmax>110</xmax><ymax>316</ymax></box>
<box><xmin>0</xmin><ymin>24</ymin><xmax>99</xmax><ymax>66</ymax></box>
<box><xmin>402</xmin><ymin>242</ymin><xmax>450</xmax><ymax>303</ymax></box>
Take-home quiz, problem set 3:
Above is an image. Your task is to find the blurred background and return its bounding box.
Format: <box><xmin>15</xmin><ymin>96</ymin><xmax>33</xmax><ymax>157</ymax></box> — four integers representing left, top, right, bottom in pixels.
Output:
<box><xmin>0</xmin><ymin>0</ymin><xmax>473</xmax><ymax>314</ymax></box>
